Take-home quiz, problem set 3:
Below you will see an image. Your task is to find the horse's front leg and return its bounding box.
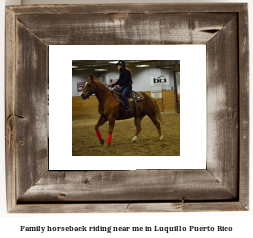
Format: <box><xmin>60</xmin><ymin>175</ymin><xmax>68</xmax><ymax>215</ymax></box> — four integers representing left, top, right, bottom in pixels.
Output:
<box><xmin>95</xmin><ymin>115</ymin><xmax>108</xmax><ymax>145</ymax></box>
<box><xmin>106</xmin><ymin>114</ymin><xmax>116</xmax><ymax>146</ymax></box>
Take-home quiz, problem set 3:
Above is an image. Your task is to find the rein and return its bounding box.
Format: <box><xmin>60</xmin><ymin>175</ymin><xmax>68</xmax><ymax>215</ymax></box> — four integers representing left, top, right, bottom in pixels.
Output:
<box><xmin>93</xmin><ymin>82</ymin><xmax>111</xmax><ymax>94</ymax></box>
<box><xmin>82</xmin><ymin>81</ymin><xmax>111</xmax><ymax>99</ymax></box>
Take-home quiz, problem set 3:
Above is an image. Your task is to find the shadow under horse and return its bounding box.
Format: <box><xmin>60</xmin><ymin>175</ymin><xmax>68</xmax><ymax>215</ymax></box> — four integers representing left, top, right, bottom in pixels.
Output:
<box><xmin>81</xmin><ymin>75</ymin><xmax>163</xmax><ymax>146</ymax></box>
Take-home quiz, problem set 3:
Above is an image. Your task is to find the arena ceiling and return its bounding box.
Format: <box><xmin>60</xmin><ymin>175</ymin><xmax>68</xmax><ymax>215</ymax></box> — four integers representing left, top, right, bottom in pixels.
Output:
<box><xmin>72</xmin><ymin>60</ymin><xmax>180</xmax><ymax>72</ymax></box>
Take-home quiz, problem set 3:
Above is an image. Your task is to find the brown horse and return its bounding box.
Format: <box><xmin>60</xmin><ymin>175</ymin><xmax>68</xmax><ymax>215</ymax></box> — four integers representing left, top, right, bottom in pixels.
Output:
<box><xmin>81</xmin><ymin>75</ymin><xmax>163</xmax><ymax>146</ymax></box>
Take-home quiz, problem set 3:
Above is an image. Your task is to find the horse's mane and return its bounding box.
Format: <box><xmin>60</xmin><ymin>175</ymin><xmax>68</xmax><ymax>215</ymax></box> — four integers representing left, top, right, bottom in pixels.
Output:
<box><xmin>93</xmin><ymin>78</ymin><xmax>109</xmax><ymax>90</ymax></box>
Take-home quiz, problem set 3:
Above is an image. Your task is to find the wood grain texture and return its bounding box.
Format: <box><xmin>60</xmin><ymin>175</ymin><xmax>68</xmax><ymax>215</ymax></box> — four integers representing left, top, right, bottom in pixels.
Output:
<box><xmin>7</xmin><ymin>3</ymin><xmax>247</xmax><ymax>15</ymax></box>
<box><xmin>125</xmin><ymin>202</ymin><xmax>247</xmax><ymax>213</ymax></box>
<box><xmin>5</xmin><ymin>3</ymin><xmax>249</xmax><ymax>213</ymax></box>
<box><xmin>10</xmin><ymin>202</ymin><xmax>247</xmax><ymax>213</ymax></box>
<box><xmin>18</xmin><ymin>170</ymin><xmax>236</xmax><ymax>203</ymax></box>
<box><xmin>206</xmin><ymin>16</ymin><xmax>239</xmax><ymax>198</ymax></box>
<box><xmin>16</xmin><ymin>13</ymin><xmax>236</xmax><ymax>45</ymax></box>
<box><xmin>15</xmin><ymin>20</ymin><xmax>48</xmax><ymax>200</ymax></box>
<box><xmin>5</xmin><ymin>7</ymin><xmax>17</xmax><ymax>212</ymax></box>
<box><xmin>238</xmin><ymin>4</ymin><xmax>249</xmax><ymax>208</ymax></box>
<box><xmin>10</xmin><ymin>204</ymin><xmax>130</xmax><ymax>213</ymax></box>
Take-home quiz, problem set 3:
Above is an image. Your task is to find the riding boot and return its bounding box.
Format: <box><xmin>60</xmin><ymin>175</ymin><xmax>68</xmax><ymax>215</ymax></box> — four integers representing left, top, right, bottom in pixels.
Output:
<box><xmin>124</xmin><ymin>106</ymin><xmax>132</xmax><ymax>114</ymax></box>
<box><xmin>121</xmin><ymin>102</ymin><xmax>131</xmax><ymax>114</ymax></box>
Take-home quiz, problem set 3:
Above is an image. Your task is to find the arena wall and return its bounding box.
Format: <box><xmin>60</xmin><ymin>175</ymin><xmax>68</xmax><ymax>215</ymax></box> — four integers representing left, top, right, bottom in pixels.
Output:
<box><xmin>72</xmin><ymin>63</ymin><xmax>180</xmax><ymax>96</ymax></box>
<box><xmin>72</xmin><ymin>90</ymin><xmax>177</xmax><ymax>117</ymax></box>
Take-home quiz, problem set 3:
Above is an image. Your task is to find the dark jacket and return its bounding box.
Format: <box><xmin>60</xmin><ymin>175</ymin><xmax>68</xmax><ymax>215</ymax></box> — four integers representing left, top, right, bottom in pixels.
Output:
<box><xmin>112</xmin><ymin>68</ymin><xmax>132</xmax><ymax>87</ymax></box>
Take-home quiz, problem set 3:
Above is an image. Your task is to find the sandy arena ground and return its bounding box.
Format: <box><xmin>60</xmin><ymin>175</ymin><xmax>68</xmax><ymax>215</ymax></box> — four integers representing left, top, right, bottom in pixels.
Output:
<box><xmin>72</xmin><ymin>113</ymin><xmax>180</xmax><ymax>156</ymax></box>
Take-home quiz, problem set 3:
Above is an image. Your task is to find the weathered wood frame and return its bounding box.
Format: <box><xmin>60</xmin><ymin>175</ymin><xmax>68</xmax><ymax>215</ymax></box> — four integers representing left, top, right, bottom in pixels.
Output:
<box><xmin>5</xmin><ymin>4</ymin><xmax>249</xmax><ymax>213</ymax></box>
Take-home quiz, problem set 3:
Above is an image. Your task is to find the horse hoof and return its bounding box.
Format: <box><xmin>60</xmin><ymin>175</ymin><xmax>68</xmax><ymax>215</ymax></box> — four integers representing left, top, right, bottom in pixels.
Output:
<box><xmin>104</xmin><ymin>144</ymin><xmax>110</xmax><ymax>147</ymax></box>
<box><xmin>100</xmin><ymin>139</ymin><xmax>104</xmax><ymax>145</ymax></box>
<box><xmin>132</xmin><ymin>136</ymin><xmax>138</xmax><ymax>143</ymax></box>
<box><xmin>159</xmin><ymin>135</ymin><xmax>163</xmax><ymax>141</ymax></box>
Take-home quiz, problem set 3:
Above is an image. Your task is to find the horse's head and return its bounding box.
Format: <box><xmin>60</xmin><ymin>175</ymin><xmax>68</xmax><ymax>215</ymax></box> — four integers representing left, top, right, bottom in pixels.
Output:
<box><xmin>81</xmin><ymin>75</ymin><xmax>96</xmax><ymax>100</ymax></box>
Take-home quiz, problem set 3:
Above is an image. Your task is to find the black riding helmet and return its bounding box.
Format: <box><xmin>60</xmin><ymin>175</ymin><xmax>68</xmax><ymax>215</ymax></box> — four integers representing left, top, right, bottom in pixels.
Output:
<box><xmin>117</xmin><ymin>60</ymin><xmax>126</xmax><ymax>68</ymax></box>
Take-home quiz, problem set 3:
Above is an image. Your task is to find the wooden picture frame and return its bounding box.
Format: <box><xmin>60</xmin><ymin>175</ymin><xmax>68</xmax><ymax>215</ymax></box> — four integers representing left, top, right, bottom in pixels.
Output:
<box><xmin>5</xmin><ymin>3</ymin><xmax>249</xmax><ymax>213</ymax></box>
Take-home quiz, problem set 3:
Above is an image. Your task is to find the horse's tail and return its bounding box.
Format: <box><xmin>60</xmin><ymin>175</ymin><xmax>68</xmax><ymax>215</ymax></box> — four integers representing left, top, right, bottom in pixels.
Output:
<box><xmin>153</xmin><ymin>98</ymin><xmax>163</xmax><ymax>123</ymax></box>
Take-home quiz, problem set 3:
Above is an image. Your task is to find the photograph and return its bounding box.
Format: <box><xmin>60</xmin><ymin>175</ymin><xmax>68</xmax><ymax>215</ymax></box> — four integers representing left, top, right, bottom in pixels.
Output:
<box><xmin>72</xmin><ymin>60</ymin><xmax>180</xmax><ymax>156</ymax></box>
<box><xmin>49</xmin><ymin>45</ymin><xmax>205</xmax><ymax>171</ymax></box>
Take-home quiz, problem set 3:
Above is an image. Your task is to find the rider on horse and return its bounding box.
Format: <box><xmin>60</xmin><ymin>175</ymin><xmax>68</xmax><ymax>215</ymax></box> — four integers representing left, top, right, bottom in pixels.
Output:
<box><xmin>107</xmin><ymin>61</ymin><xmax>133</xmax><ymax>114</ymax></box>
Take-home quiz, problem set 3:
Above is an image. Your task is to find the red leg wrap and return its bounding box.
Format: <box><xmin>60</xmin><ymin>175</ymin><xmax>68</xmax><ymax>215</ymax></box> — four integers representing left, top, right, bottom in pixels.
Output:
<box><xmin>107</xmin><ymin>134</ymin><xmax>112</xmax><ymax>145</ymax></box>
<box><xmin>96</xmin><ymin>130</ymin><xmax>102</xmax><ymax>141</ymax></box>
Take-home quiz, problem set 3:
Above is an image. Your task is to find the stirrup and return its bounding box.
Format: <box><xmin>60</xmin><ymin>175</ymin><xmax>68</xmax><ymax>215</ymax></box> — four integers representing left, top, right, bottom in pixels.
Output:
<box><xmin>125</xmin><ymin>106</ymin><xmax>131</xmax><ymax>114</ymax></box>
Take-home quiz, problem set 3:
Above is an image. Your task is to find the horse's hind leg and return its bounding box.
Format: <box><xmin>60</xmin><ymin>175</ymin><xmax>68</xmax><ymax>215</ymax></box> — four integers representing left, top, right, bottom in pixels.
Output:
<box><xmin>143</xmin><ymin>93</ymin><xmax>163</xmax><ymax>140</ymax></box>
<box><xmin>149</xmin><ymin>115</ymin><xmax>163</xmax><ymax>140</ymax></box>
<box><xmin>95</xmin><ymin>115</ymin><xmax>108</xmax><ymax>145</ymax></box>
<box><xmin>132</xmin><ymin>113</ymin><xmax>145</xmax><ymax>142</ymax></box>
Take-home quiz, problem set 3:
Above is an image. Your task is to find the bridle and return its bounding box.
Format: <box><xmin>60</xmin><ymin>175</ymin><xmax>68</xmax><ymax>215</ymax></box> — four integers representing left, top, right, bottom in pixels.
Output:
<box><xmin>81</xmin><ymin>81</ymin><xmax>111</xmax><ymax>99</ymax></box>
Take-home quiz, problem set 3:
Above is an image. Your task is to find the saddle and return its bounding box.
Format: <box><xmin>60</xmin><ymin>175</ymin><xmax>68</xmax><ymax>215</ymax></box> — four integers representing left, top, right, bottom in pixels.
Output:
<box><xmin>112</xmin><ymin>89</ymin><xmax>144</xmax><ymax>103</ymax></box>
<box><xmin>112</xmin><ymin>89</ymin><xmax>144</xmax><ymax>118</ymax></box>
